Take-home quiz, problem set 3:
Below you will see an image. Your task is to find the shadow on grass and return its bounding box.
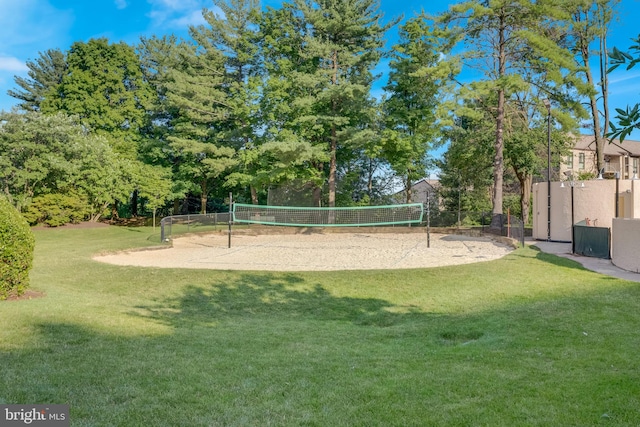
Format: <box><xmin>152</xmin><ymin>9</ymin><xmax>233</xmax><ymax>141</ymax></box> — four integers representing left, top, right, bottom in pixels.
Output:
<box><xmin>4</xmin><ymin>274</ymin><xmax>640</xmax><ymax>425</ymax></box>
<box><xmin>517</xmin><ymin>245</ymin><xmax>589</xmax><ymax>270</ymax></box>
<box><xmin>4</xmin><ymin>281</ymin><xmax>640</xmax><ymax>425</ymax></box>
<box><xmin>134</xmin><ymin>272</ymin><xmax>412</xmax><ymax>328</ymax></box>
<box><xmin>7</xmin><ymin>234</ymin><xmax>640</xmax><ymax>424</ymax></box>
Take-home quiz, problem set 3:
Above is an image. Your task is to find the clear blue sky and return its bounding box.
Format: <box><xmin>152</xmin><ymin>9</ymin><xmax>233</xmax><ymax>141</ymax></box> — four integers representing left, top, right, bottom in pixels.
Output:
<box><xmin>1</xmin><ymin>0</ymin><xmax>639</xmax><ymax>140</ymax></box>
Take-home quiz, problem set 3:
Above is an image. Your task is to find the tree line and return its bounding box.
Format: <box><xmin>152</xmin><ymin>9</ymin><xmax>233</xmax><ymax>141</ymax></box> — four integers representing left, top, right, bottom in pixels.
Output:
<box><xmin>1</xmin><ymin>0</ymin><xmax>637</xmax><ymax>226</ymax></box>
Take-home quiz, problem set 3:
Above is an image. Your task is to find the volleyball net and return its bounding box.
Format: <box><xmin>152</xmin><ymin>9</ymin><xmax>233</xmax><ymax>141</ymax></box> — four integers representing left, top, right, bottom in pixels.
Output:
<box><xmin>232</xmin><ymin>203</ymin><xmax>424</xmax><ymax>227</ymax></box>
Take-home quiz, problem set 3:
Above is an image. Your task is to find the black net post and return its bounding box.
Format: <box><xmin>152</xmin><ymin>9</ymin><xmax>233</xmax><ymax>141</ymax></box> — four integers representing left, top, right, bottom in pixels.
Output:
<box><xmin>426</xmin><ymin>192</ymin><xmax>431</xmax><ymax>248</ymax></box>
<box><xmin>228</xmin><ymin>192</ymin><xmax>233</xmax><ymax>249</ymax></box>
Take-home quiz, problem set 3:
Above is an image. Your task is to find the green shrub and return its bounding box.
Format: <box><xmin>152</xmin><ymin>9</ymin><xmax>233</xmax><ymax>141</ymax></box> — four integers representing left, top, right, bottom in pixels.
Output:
<box><xmin>0</xmin><ymin>197</ymin><xmax>36</xmax><ymax>300</ymax></box>
<box><xmin>23</xmin><ymin>193</ymin><xmax>88</xmax><ymax>227</ymax></box>
<box><xmin>577</xmin><ymin>171</ymin><xmax>596</xmax><ymax>180</ymax></box>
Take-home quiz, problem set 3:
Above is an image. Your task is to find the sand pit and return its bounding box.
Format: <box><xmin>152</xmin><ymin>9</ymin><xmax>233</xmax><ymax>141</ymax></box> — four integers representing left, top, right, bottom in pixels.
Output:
<box><xmin>93</xmin><ymin>232</ymin><xmax>515</xmax><ymax>272</ymax></box>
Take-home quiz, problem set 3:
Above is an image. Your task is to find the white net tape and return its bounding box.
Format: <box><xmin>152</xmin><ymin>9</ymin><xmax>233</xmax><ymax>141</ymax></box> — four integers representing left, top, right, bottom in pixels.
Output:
<box><xmin>233</xmin><ymin>203</ymin><xmax>424</xmax><ymax>227</ymax></box>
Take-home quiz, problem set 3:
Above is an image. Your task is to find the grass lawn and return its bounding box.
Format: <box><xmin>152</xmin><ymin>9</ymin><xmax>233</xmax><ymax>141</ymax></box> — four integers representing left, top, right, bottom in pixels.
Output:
<box><xmin>1</xmin><ymin>226</ymin><xmax>640</xmax><ymax>426</ymax></box>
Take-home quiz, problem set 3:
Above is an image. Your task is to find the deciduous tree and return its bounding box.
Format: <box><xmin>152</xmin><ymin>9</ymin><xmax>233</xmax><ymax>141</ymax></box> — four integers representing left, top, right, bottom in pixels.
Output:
<box><xmin>0</xmin><ymin>111</ymin><xmax>133</xmax><ymax>222</ymax></box>
<box><xmin>41</xmin><ymin>38</ymin><xmax>153</xmax><ymax>159</ymax></box>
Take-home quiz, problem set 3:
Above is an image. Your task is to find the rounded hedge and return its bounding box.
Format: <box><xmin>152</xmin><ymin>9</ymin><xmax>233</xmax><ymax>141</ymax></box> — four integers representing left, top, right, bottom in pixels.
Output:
<box><xmin>22</xmin><ymin>193</ymin><xmax>89</xmax><ymax>227</ymax></box>
<box><xmin>0</xmin><ymin>197</ymin><xmax>35</xmax><ymax>300</ymax></box>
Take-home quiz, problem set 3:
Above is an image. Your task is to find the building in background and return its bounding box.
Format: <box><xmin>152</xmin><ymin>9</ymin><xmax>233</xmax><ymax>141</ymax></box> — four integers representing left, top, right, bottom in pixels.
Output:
<box><xmin>393</xmin><ymin>178</ymin><xmax>440</xmax><ymax>206</ymax></box>
<box><xmin>562</xmin><ymin>135</ymin><xmax>640</xmax><ymax>179</ymax></box>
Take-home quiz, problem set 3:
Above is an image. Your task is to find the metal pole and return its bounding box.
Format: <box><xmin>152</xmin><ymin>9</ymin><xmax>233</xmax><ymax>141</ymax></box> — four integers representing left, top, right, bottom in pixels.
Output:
<box><xmin>571</xmin><ymin>184</ymin><xmax>575</xmax><ymax>254</ymax></box>
<box><xmin>615</xmin><ymin>173</ymin><xmax>620</xmax><ymax>218</ymax></box>
<box><xmin>228</xmin><ymin>192</ymin><xmax>233</xmax><ymax>249</ymax></box>
<box><xmin>426</xmin><ymin>192</ymin><xmax>431</xmax><ymax>248</ymax></box>
<box><xmin>457</xmin><ymin>186</ymin><xmax>461</xmax><ymax>229</ymax></box>
<box><xmin>544</xmin><ymin>99</ymin><xmax>552</xmax><ymax>242</ymax></box>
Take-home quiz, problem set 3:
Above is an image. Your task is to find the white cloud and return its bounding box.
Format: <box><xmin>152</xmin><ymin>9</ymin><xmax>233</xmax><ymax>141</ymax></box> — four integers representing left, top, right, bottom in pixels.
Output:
<box><xmin>608</xmin><ymin>69</ymin><xmax>640</xmax><ymax>106</ymax></box>
<box><xmin>115</xmin><ymin>0</ymin><xmax>128</xmax><ymax>10</ymax></box>
<box><xmin>0</xmin><ymin>1</ymin><xmax>73</xmax><ymax>112</ymax></box>
<box><xmin>0</xmin><ymin>56</ymin><xmax>28</xmax><ymax>72</ymax></box>
<box><xmin>169</xmin><ymin>9</ymin><xmax>207</xmax><ymax>28</ymax></box>
<box><xmin>0</xmin><ymin>0</ymin><xmax>73</xmax><ymax>52</ymax></box>
<box><xmin>146</xmin><ymin>0</ymin><xmax>221</xmax><ymax>30</ymax></box>
<box><xmin>151</xmin><ymin>0</ymin><xmax>201</xmax><ymax>9</ymax></box>
<box><xmin>609</xmin><ymin>69</ymin><xmax>640</xmax><ymax>85</ymax></box>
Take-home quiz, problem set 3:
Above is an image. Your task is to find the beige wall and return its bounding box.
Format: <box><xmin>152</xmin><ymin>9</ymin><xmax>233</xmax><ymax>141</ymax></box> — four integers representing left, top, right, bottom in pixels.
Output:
<box><xmin>533</xmin><ymin>179</ymin><xmax>637</xmax><ymax>241</ymax></box>
<box><xmin>632</xmin><ymin>179</ymin><xmax>640</xmax><ymax>215</ymax></box>
<box><xmin>612</xmin><ymin>219</ymin><xmax>640</xmax><ymax>273</ymax></box>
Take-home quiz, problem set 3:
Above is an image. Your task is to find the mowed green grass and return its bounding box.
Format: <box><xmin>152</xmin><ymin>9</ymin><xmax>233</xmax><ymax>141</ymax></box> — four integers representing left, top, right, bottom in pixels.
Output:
<box><xmin>2</xmin><ymin>226</ymin><xmax>640</xmax><ymax>426</ymax></box>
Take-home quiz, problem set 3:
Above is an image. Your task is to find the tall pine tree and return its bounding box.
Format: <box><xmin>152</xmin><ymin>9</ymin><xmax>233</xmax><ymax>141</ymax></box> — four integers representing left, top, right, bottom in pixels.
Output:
<box><xmin>162</xmin><ymin>36</ymin><xmax>237</xmax><ymax>214</ymax></box>
<box><xmin>290</xmin><ymin>0</ymin><xmax>395</xmax><ymax>208</ymax></box>
<box><xmin>200</xmin><ymin>0</ymin><xmax>264</xmax><ymax>204</ymax></box>
<box><xmin>438</xmin><ymin>0</ymin><xmax>585</xmax><ymax>226</ymax></box>
<box><xmin>382</xmin><ymin>15</ymin><xmax>455</xmax><ymax>203</ymax></box>
<box><xmin>8</xmin><ymin>49</ymin><xmax>66</xmax><ymax>112</ymax></box>
<box><xmin>258</xmin><ymin>4</ymin><xmax>329</xmax><ymax>206</ymax></box>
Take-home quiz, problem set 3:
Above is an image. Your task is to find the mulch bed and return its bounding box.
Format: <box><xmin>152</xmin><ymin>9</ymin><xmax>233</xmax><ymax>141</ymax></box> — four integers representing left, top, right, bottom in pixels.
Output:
<box><xmin>31</xmin><ymin>217</ymin><xmax>152</xmax><ymax>230</ymax></box>
<box><xmin>31</xmin><ymin>221</ymin><xmax>111</xmax><ymax>230</ymax></box>
<box><xmin>3</xmin><ymin>290</ymin><xmax>46</xmax><ymax>302</ymax></box>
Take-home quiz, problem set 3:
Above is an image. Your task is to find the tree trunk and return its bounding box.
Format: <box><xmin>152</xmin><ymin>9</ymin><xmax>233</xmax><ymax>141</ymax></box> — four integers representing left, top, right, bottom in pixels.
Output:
<box><xmin>405</xmin><ymin>174</ymin><xmax>412</xmax><ymax>203</ymax></box>
<box><xmin>200</xmin><ymin>180</ymin><xmax>208</xmax><ymax>214</ymax></box>
<box><xmin>518</xmin><ymin>172</ymin><xmax>532</xmax><ymax>225</ymax></box>
<box><xmin>250</xmin><ymin>186</ymin><xmax>258</xmax><ymax>204</ymax></box>
<box><xmin>111</xmin><ymin>200</ymin><xmax>121</xmax><ymax>220</ymax></box>
<box><xmin>367</xmin><ymin>158</ymin><xmax>374</xmax><ymax>201</ymax></box>
<box><xmin>491</xmin><ymin>98</ymin><xmax>505</xmax><ymax>228</ymax></box>
<box><xmin>599</xmin><ymin>30</ymin><xmax>610</xmax><ymax>162</ymax></box>
<box><xmin>313</xmin><ymin>186</ymin><xmax>322</xmax><ymax>207</ymax></box>
<box><xmin>328</xmin><ymin>130</ymin><xmax>337</xmax><ymax>223</ymax></box>
<box><xmin>328</xmin><ymin>129</ymin><xmax>337</xmax><ymax>210</ymax></box>
<box><xmin>584</xmin><ymin>62</ymin><xmax>605</xmax><ymax>172</ymax></box>
<box><xmin>491</xmin><ymin>13</ymin><xmax>506</xmax><ymax>230</ymax></box>
<box><xmin>328</xmin><ymin>49</ymin><xmax>338</xmax><ymax>210</ymax></box>
<box><xmin>578</xmin><ymin>15</ymin><xmax>610</xmax><ymax>174</ymax></box>
<box><xmin>130</xmin><ymin>189</ymin><xmax>138</xmax><ymax>217</ymax></box>
<box><xmin>312</xmin><ymin>161</ymin><xmax>323</xmax><ymax>207</ymax></box>
<box><xmin>90</xmin><ymin>201</ymin><xmax>110</xmax><ymax>222</ymax></box>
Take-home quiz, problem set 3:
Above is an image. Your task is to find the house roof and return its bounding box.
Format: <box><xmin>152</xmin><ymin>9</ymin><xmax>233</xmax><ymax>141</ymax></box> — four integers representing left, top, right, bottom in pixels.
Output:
<box><xmin>412</xmin><ymin>178</ymin><xmax>440</xmax><ymax>189</ymax></box>
<box><xmin>574</xmin><ymin>134</ymin><xmax>640</xmax><ymax>157</ymax></box>
<box><xmin>392</xmin><ymin>178</ymin><xmax>440</xmax><ymax>197</ymax></box>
